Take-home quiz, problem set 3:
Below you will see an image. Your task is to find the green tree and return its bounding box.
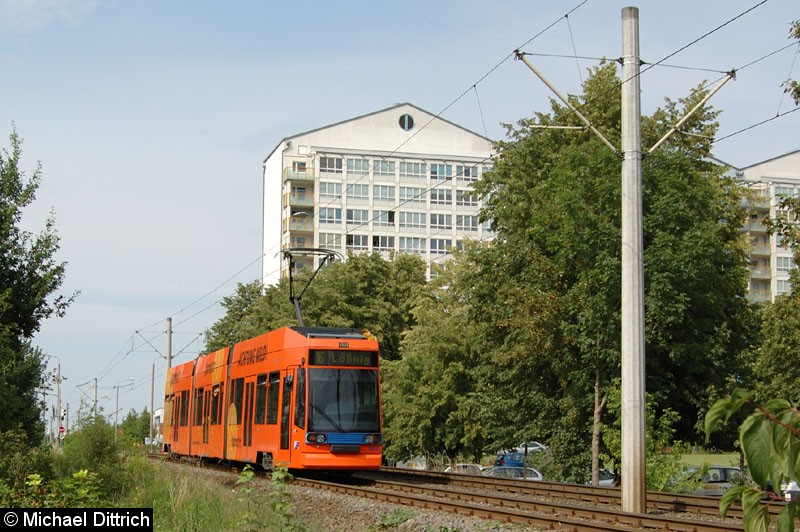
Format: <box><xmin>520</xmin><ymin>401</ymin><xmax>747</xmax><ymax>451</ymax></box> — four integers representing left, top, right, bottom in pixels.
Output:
<box><xmin>382</xmin><ymin>245</ymin><xmax>493</xmax><ymax>463</ymax></box>
<box><xmin>204</xmin><ymin>253</ymin><xmax>427</xmax><ymax>362</ymax></box>
<box><xmin>756</xmin><ymin>173</ymin><xmax>800</xmax><ymax>404</ymax></box>
<box><xmin>468</xmin><ymin>63</ymin><xmax>751</xmax><ymax>480</ymax></box>
<box><xmin>301</xmin><ymin>252</ymin><xmax>426</xmax><ymax>361</ymax></box>
<box><xmin>204</xmin><ymin>280</ymin><xmax>294</xmax><ymax>351</ymax></box>
<box><xmin>119</xmin><ymin>407</ymin><xmax>151</xmax><ymax>444</ymax></box>
<box><xmin>0</xmin><ymin>128</ymin><xmax>76</xmax><ymax>444</ymax></box>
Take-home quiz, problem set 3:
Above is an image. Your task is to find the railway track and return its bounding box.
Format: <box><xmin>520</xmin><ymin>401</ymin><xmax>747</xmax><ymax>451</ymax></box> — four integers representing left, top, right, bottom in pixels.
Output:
<box><xmin>371</xmin><ymin>467</ymin><xmax>785</xmax><ymax>521</ymax></box>
<box><xmin>295</xmin><ymin>474</ymin><xmax>742</xmax><ymax>531</ymax></box>
<box><xmin>312</xmin><ymin>468</ymin><xmax>751</xmax><ymax>531</ymax></box>
<box><xmin>151</xmin><ymin>455</ymin><xmax>768</xmax><ymax>531</ymax></box>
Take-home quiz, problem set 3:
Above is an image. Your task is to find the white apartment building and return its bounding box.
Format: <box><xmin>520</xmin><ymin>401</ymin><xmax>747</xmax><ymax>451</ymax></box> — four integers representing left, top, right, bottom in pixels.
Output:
<box><xmin>261</xmin><ymin>103</ymin><xmax>495</xmax><ymax>285</ymax></box>
<box><xmin>737</xmin><ymin>149</ymin><xmax>800</xmax><ymax>302</ymax></box>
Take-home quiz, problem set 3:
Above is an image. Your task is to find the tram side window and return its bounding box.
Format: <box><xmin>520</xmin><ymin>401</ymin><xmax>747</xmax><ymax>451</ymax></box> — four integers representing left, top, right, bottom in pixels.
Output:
<box><xmin>266</xmin><ymin>372</ymin><xmax>279</xmax><ymax>425</ymax></box>
<box><xmin>231</xmin><ymin>378</ymin><xmax>244</xmax><ymax>425</ymax></box>
<box><xmin>294</xmin><ymin>368</ymin><xmax>306</xmax><ymax>429</ymax></box>
<box><xmin>193</xmin><ymin>388</ymin><xmax>204</xmax><ymax>426</ymax></box>
<box><xmin>210</xmin><ymin>384</ymin><xmax>223</xmax><ymax>425</ymax></box>
<box><xmin>179</xmin><ymin>390</ymin><xmax>189</xmax><ymax>427</ymax></box>
<box><xmin>255</xmin><ymin>374</ymin><xmax>267</xmax><ymax>424</ymax></box>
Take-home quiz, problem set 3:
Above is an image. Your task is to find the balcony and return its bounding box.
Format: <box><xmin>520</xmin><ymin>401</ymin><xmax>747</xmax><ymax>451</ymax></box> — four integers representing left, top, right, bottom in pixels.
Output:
<box><xmin>283</xmin><ymin>217</ymin><xmax>313</xmax><ymax>233</ymax></box>
<box><xmin>747</xmin><ymin>289</ymin><xmax>772</xmax><ymax>303</ymax></box>
<box><xmin>284</xmin><ymin>166</ymin><xmax>315</xmax><ymax>183</ymax></box>
<box><xmin>743</xmin><ymin>220</ymin><xmax>767</xmax><ymax>233</ymax></box>
<box><xmin>286</xmin><ymin>192</ymin><xmax>314</xmax><ymax>208</ymax></box>
<box><xmin>741</xmin><ymin>197</ymin><xmax>770</xmax><ymax>210</ymax></box>
<box><xmin>748</xmin><ymin>268</ymin><xmax>771</xmax><ymax>280</ymax></box>
<box><xmin>748</xmin><ymin>244</ymin><xmax>771</xmax><ymax>256</ymax></box>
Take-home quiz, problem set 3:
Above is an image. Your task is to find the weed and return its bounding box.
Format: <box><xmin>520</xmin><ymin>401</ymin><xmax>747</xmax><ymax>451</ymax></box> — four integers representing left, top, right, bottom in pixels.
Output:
<box><xmin>368</xmin><ymin>508</ymin><xmax>415</xmax><ymax>530</ymax></box>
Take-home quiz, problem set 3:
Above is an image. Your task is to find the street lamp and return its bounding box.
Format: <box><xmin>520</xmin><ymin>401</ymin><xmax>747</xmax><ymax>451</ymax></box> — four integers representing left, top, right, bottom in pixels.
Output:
<box><xmin>114</xmin><ymin>378</ymin><xmax>135</xmax><ymax>442</ymax></box>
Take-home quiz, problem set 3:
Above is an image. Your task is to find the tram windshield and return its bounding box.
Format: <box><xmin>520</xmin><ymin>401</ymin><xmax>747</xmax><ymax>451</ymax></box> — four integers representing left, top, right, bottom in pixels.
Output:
<box><xmin>308</xmin><ymin>368</ymin><xmax>380</xmax><ymax>432</ymax></box>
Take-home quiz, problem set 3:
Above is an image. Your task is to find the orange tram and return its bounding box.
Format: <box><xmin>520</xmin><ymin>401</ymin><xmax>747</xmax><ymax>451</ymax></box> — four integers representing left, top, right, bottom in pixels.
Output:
<box><xmin>162</xmin><ymin>326</ymin><xmax>382</xmax><ymax>471</ymax></box>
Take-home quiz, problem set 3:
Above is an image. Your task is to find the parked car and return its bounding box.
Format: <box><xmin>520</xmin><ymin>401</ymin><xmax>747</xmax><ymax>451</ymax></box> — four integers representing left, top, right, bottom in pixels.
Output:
<box><xmin>585</xmin><ymin>468</ymin><xmax>616</xmax><ymax>487</ymax></box>
<box><xmin>444</xmin><ymin>463</ymin><xmax>483</xmax><ymax>475</ymax></box>
<box><xmin>514</xmin><ymin>441</ymin><xmax>548</xmax><ymax>454</ymax></box>
<box><xmin>483</xmin><ymin>466</ymin><xmax>543</xmax><ymax>481</ymax></box>
<box><xmin>687</xmin><ymin>465</ymin><xmax>743</xmax><ymax>496</ymax></box>
<box><xmin>494</xmin><ymin>452</ymin><xmax>527</xmax><ymax>467</ymax></box>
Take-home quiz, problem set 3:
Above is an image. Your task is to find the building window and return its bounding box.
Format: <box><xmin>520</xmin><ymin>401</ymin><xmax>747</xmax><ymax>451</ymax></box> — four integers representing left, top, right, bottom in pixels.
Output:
<box><xmin>399</xmin><ymin>237</ymin><xmax>425</xmax><ymax>255</ymax></box>
<box><xmin>399</xmin><ymin>114</ymin><xmax>414</xmax><ymax>131</ymax></box>
<box><xmin>346</xmin><ymin>208</ymin><xmax>369</xmax><ymax>225</ymax></box>
<box><xmin>456</xmin><ymin>215</ymin><xmax>478</xmax><ymax>231</ymax></box>
<box><xmin>374</xmin><ymin>185</ymin><xmax>395</xmax><ymax>202</ymax></box>
<box><xmin>777</xmin><ymin>279</ymin><xmax>792</xmax><ymax>294</ymax></box>
<box><xmin>777</xmin><ymin>256</ymin><xmax>795</xmax><ymax>272</ymax></box>
<box><xmin>374</xmin><ymin>210</ymin><xmax>395</xmax><ymax>227</ymax></box>
<box><xmin>775</xmin><ymin>185</ymin><xmax>797</xmax><ymax>198</ymax></box>
<box><xmin>399</xmin><ymin>211</ymin><xmax>426</xmax><ymax>228</ymax></box>
<box><xmin>319</xmin><ymin>233</ymin><xmax>342</xmax><ymax>250</ymax></box>
<box><xmin>399</xmin><ymin>161</ymin><xmax>426</xmax><ymax>180</ymax></box>
<box><xmin>346</xmin><ymin>234</ymin><xmax>369</xmax><ymax>251</ymax></box>
<box><xmin>319</xmin><ymin>208</ymin><xmax>342</xmax><ymax>225</ymax></box>
<box><xmin>400</xmin><ymin>186</ymin><xmax>426</xmax><ymax>204</ymax></box>
<box><xmin>430</xmin><ymin>189</ymin><xmax>452</xmax><ymax>205</ymax></box>
<box><xmin>374</xmin><ymin>160</ymin><xmax>396</xmax><ymax>178</ymax></box>
<box><xmin>290</xmin><ymin>236</ymin><xmax>307</xmax><ymax>248</ymax></box>
<box><xmin>430</xmin><ymin>238</ymin><xmax>452</xmax><ymax>255</ymax></box>
<box><xmin>373</xmin><ymin>235</ymin><xmax>395</xmax><ymax>252</ymax></box>
<box><xmin>430</xmin><ymin>163</ymin><xmax>452</xmax><ymax>181</ymax></box>
<box><xmin>319</xmin><ymin>182</ymin><xmax>342</xmax><ymax>199</ymax></box>
<box><xmin>346</xmin><ymin>183</ymin><xmax>369</xmax><ymax>201</ymax></box>
<box><xmin>346</xmin><ymin>158</ymin><xmax>370</xmax><ymax>177</ymax></box>
<box><xmin>430</xmin><ymin>213</ymin><xmax>452</xmax><ymax>229</ymax></box>
<box><xmin>456</xmin><ymin>165</ymin><xmax>478</xmax><ymax>182</ymax></box>
<box><xmin>456</xmin><ymin>189</ymin><xmax>478</xmax><ymax>206</ymax></box>
<box><xmin>319</xmin><ymin>156</ymin><xmax>342</xmax><ymax>174</ymax></box>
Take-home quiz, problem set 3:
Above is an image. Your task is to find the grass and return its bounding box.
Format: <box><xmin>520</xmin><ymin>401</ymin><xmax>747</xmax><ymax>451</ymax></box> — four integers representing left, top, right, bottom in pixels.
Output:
<box><xmin>681</xmin><ymin>451</ymin><xmax>740</xmax><ymax>468</ymax></box>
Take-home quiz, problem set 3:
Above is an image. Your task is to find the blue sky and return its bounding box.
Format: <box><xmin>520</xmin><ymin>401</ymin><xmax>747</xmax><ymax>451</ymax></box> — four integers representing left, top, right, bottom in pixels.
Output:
<box><xmin>1</xmin><ymin>0</ymin><xmax>797</xmax><ymax>431</ymax></box>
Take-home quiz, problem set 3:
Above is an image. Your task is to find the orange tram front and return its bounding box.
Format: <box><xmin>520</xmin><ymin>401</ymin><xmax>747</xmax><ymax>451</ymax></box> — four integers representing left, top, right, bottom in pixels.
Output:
<box><xmin>162</xmin><ymin>326</ymin><xmax>382</xmax><ymax>471</ymax></box>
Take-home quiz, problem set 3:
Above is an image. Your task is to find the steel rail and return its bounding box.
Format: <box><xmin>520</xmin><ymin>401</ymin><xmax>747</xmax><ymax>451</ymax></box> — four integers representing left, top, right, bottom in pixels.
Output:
<box><xmin>376</xmin><ymin>467</ymin><xmax>785</xmax><ymax>520</ymax></box>
<box><xmin>295</xmin><ymin>476</ymin><xmax>742</xmax><ymax>532</ymax></box>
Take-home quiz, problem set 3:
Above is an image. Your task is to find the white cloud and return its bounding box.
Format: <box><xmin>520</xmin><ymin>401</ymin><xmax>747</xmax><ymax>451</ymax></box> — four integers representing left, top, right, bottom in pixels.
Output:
<box><xmin>0</xmin><ymin>0</ymin><xmax>100</xmax><ymax>35</ymax></box>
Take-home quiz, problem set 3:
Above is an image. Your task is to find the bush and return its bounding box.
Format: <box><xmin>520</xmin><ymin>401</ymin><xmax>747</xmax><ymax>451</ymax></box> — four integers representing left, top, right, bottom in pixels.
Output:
<box><xmin>54</xmin><ymin>418</ymin><xmax>133</xmax><ymax>500</ymax></box>
<box><xmin>0</xmin><ymin>428</ymin><xmax>55</xmax><ymax>490</ymax></box>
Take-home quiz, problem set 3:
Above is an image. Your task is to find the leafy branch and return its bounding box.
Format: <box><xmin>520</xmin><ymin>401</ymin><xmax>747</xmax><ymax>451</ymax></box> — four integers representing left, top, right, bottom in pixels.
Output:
<box><xmin>705</xmin><ymin>389</ymin><xmax>799</xmax><ymax>532</ymax></box>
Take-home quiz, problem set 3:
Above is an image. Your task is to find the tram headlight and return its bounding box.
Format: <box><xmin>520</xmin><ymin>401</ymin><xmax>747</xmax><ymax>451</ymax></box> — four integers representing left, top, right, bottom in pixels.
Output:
<box><xmin>364</xmin><ymin>434</ymin><xmax>382</xmax><ymax>444</ymax></box>
<box><xmin>306</xmin><ymin>433</ymin><xmax>327</xmax><ymax>444</ymax></box>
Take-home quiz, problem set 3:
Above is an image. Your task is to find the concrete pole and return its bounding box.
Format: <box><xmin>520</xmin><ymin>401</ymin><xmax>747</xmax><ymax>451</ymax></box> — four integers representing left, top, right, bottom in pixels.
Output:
<box><xmin>56</xmin><ymin>363</ymin><xmax>61</xmax><ymax>431</ymax></box>
<box><xmin>150</xmin><ymin>362</ymin><xmax>155</xmax><ymax>448</ymax></box>
<box><xmin>93</xmin><ymin>378</ymin><xmax>97</xmax><ymax>419</ymax></box>
<box><xmin>621</xmin><ymin>6</ymin><xmax>647</xmax><ymax>513</ymax></box>
<box><xmin>115</xmin><ymin>384</ymin><xmax>120</xmax><ymax>442</ymax></box>
<box><xmin>166</xmin><ymin>317</ymin><xmax>173</xmax><ymax>369</ymax></box>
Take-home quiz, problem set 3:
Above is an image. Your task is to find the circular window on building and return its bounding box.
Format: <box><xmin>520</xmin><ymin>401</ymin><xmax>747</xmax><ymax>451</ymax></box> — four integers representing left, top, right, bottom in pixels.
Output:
<box><xmin>399</xmin><ymin>114</ymin><xmax>414</xmax><ymax>131</ymax></box>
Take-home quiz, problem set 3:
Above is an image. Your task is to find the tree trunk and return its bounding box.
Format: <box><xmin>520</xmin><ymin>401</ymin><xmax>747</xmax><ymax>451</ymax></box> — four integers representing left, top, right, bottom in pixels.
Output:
<box><xmin>591</xmin><ymin>368</ymin><xmax>607</xmax><ymax>485</ymax></box>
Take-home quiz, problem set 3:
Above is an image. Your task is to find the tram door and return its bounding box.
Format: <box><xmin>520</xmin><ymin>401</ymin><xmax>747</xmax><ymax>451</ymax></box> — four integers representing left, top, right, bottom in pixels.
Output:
<box><xmin>243</xmin><ymin>381</ymin><xmax>255</xmax><ymax>447</ymax></box>
<box><xmin>280</xmin><ymin>371</ymin><xmax>293</xmax><ymax>451</ymax></box>
<box><xmin>202</xmin><ymin>389</ymin><xmax>211</xmax><ymax>444</ymax></box>
<box><xmin>171</xmin><ymin>394</ymin><xmax>180</xmax><ymax>442</ymax></box>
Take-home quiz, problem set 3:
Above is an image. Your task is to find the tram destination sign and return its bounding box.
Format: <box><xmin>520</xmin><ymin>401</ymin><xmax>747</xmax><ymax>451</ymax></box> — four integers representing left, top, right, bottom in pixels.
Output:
<box><xmin>309</xmin><ymin>350</ymin><xmax>378</xmax><ymax>367</ymax></box>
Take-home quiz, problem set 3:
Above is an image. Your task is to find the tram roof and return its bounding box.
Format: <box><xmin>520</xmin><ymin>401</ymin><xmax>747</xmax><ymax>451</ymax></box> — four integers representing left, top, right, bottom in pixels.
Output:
<box><xmin>289</xmin><ymin>327</ymin><xmax>370</xmax><ymax>340</ymax></box>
